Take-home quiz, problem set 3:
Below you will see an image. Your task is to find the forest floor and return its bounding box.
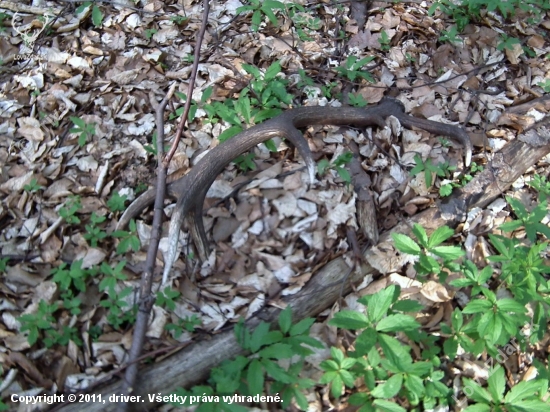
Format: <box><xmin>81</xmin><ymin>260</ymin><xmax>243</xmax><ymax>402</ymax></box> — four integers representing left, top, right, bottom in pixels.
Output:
<box><xmin>0</xmin><ymin>0</ymin><xmax>549</xmax><ymax>410</ymax></box>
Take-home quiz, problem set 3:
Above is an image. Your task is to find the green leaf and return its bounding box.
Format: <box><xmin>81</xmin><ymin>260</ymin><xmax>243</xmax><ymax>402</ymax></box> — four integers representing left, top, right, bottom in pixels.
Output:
<box><xmin>378</xmin><ymin>334</ymin><xmax>412</xmax><ymax>371</ymax></box>
<box><xmin>278</xmin><ymin>306</ymin><xmax>292</xmax><ymax>334</ymax></box>
<box><xmin>463</xmin><ymin>299</ymin><xmax>493</xmax><ymax>314</ymax></box>
<box><xmin>487</xmin><ymin>366</ymin><xmax>505</xmax><ymax>402</ymax></box>
<box><xmin>264</xmin><ymin>139</ymin><xmax>278</xmax><ymax>152</ymax></box>
<box><xmin>463</xmin><ymin>378</ymin><xmax>492</xmax><ymax>403</ymax></box>
<box><xmin>246</xmin><ymin>359</ymin><xmax>264</xmax><ymax>395</ymax></box>
<box><xmin>391</xmin><ymin>300</ymin><xmax>424</xmax><ymax>313</ymax></box>
<box><xmin>392</xmin><ymin>233</ymin><xmax>421</xmax><ymax>255</ymax></box>
<box><xmin>371</xmin><ymin>373</ymin><xmax>403</xmax><ymax>399</ymax></box>
<box><xmin>329</xmin><ymin>310</ymin><xmax>370</xmax><ymax>330</ymax></box>
<box><xmin>411</xmin><ymin>224</ymin><xmax>429</xmax><ymax>247</ymax></box>
<box><xmin>427</xmin><ymin>225</ymin><xmax>454</xmax><ymax>247</ymax></box>
<box><xmin>372</xmin><ymin>399</ymin><xmax>407</xmax><ymax>412</ymax></box>
<box><xmin>264</xmin><ymin>61</ymin><xmax>281</xmax><ymax>81</ymax></box>
<box><xmin>431</xmin><ymin>245</ymin><xmax>465</xmax><ymax>260</ymax></box>
<box><xmin>367</xmin><ymin>285</ymin><xmax>398</xmax><ymax>324</ymax></box>
<box><xmin>258</xmin><ymin>343</ymin><xmax>293</xmax><ymax>359</ymax></box>
<box><xmin>376</xmin><ymin>314</ymin><xmax>420</xmax><ymax>333</ymax></box>
<box><xmin>218</xmin><ymin>125</ymin><xmax>243</xmax><ymax>142</ymax></box>
<box><xmin>289</xmin><ymin>317</ymin><xmax>315</xmax><ymax>336</ymax></box>
<box><xmin>92</xmin><ymin>5</ymin><xmax>103</xmax><ymax>27</ymax></box>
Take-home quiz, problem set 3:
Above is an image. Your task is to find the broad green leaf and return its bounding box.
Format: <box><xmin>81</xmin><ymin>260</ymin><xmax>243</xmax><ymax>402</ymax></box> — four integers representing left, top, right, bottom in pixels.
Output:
<box><xmin>431</xmin><ymin>245</ymin><xmax>465</xmax><ymax>260</ymax></box>
<box><xmin>376</xmin><ymin>314</ymin><xmax>420</xmax><ymax>333</ymax></box>
<box><xmin>247</xmin><ymin>359</ymin><xmax>264</xmax><ymax>395</ymax></box>
<box><xmin>373</xmin><ymin>399</ymin><xmax>407</xmax><ymax>412</ymax></box>
<box><xmin>329</xmin><ymin>310</ymin><xmax>370</xmax><ymax>330</ymax></box>
<box><xmin>463</xmin><ymin>299</ymin><xmax>493</xmax><ymax>314</ymax></box>
<box><xmin>411</xmin><ymin>224</ymin><xmax>429</xmax><ymax>247</ymax></box>
<box><xmin>367</xmin><ymin>285</ymin><xmax>397</xmax><ymax>324</ymax></box>
<box><xmin>371</xmin><ymin>373</ymin><xmax>403</xmax><ymax>399</ymax></box>
<box><xmin>463</xmin><ymin>378</ymin><xmax>492</xmax><ymax>403</ymax></box>
<box><xmin>392</xmin><ymin>233</ymin><xmax>421</xmax><ymax>255</ymax></box>
<box><xmin>92</xmin><ymin>5</ymin><xmax>103</xmax><ymax>27</ymax></box>
<box><xmin>278</xmin><ymin>306</ymin><xmax>292</xmax><ymax>334</ymax></box>
<box><xmin>487</xmin><ymin>366</ymin><xmax>505</xmax><ymax>402</ymax></box>
<box><xmin>218</xmin><ymin>125</ymin><xmax>243</xmax><ymax>142</ymax></box>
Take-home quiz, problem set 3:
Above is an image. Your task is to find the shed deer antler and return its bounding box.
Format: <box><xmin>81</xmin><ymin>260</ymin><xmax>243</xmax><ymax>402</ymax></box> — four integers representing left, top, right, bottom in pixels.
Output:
<box><xmin>117</xmin><ymin>97</ymin><xmax>472</xmax><ymax>283</ymax></box>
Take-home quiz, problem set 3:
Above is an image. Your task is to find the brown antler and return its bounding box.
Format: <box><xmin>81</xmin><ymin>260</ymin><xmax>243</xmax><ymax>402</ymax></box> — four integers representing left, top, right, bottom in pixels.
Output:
<box><xmin>117</xmin><ymin>97</ymin><xmax>472</xmax><ymax>282</ymax></box>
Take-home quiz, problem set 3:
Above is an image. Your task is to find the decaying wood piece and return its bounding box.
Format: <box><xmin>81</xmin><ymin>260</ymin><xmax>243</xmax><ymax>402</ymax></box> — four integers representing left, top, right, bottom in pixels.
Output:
<box><xmin>58</xmin><ymin>116</ymin><xmax>549</xmax><ymax>412</ymax></box>
<box><xmin>118</xmin><ymin>97</ymin><xmax>472</xmax><ymax>282</ymax></box>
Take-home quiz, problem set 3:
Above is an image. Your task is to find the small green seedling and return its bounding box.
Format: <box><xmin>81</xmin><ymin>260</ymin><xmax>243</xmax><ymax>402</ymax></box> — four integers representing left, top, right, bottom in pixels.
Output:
<box><xmin>236</xmin><ymin>0</ymin><xmax>285</xmax><ymax>32</ymax></box>
<box><xmin>107</xmin><ymin>191</ymin><xmax>128</xmax><ymax>212</ymax></box>
<box><xmin>70</xmin><ymin>116</ymin><xmax>96</xmax><ymax>147</ymax></box>
<box><xmin>111</xmin><ymin>220</ymin><xmax>141</xmax><ymax>255</ymax></box>
<box><xmin>392</xmin><ymin>224</ymin><xmax>465</xmax><ymax>280</ymax></box>
<box><xmin>83</xmin><ymin>212</ymin><xmax>108</xmax><ymax>247</ymax></box>
<box><xmin>379</xmin><ymin>30</ymin><xmax>391</xmax><ymax>51</ymax></box>
<box><xmin>410</xmin><ymin>154</ymin><xmax>455</xmax><ymax>189</ymax></box>
<box><xmin>144</xmin><ymin>28</ymin><xmax>157</xmax><ymax>40</ymax></box>
<box><xmin>334</xmin><ymin>55</ymin><xmax>375</xmax><ymax>83</ymax></box>
<box><xmin>59</xmin><ymin>196</ymin><xmax>82</xmax><ymax>224</ymax></box>
<box><xmin>24</xmin><ymin>178</ymin><xmax>43</xmax><ymax>193</ymax></box>
<box><xmin>317</xmin><ymin>152</ymin><xmax>354</xmax><ymax>185</ymax></box>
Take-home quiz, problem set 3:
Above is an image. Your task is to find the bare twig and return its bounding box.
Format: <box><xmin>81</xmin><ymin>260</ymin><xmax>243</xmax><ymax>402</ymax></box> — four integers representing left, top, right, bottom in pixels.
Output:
<box><xmin>117</xmin><ymin>0</ymin><xmax>211</xmax><ymax>407</ymax></box>
<box><xmin>164</xmin><ymin>0</ymin><xmax>211</xmax><ymax>166</ymax></box>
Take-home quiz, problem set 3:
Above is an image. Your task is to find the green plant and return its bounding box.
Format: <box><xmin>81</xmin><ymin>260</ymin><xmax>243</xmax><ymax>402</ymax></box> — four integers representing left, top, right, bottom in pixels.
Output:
<box><xmin>527</xmin><ymin>174</ymin><xmax>550</xmax><ymax>198</ymax></box>
<box><xmin>83</xmin><ymin>212</ymin><xmax>108</xmax><ymax>247</ymax></box>
<box><xmin>107</xmin><ymin>191</ymin><xmax>128</xmax><ymax>212</ymax></box>
<box><xmin>23</xmin><ymin>178</ymin><xmax>43</xmax><ymax>193</ymax></box>
<box><xmin>100</xmin><ymin>286</ymin><xmax>136</xmax><ymax>329</ymax></box>
<box><xmin>538</xmin><ymin>79</ymin><xmax>550</xmax><ymax>93</ymax></box>
<box><xmin>59</xmin><ymin>195</ymin><xmax>82</xmax><ymax>224</ymax></box>
<box><xmin>410</xmin><ymin>154</ymin><xmax>455</xmax><ymax>189</ymax></box>
<box><xmin>0</xmin><ymin>12</ymin><xmax>9</xmax><ymax>34</ymax></box>
<box><xmin>18</xmin><ymin>300</ymin><xmax>57</xmax><ymax>346</ymax></box>
<box><xmin>460</xmin><ymin>366</ymin><xmax>549</xmax><ymax>410</ymax></box>
<box><xmin>379</xmin><ymin>30</ymin><xmax>391</xmax><ymax>51</ymax></box>
<box><xmin>286</xmin><ymin>4</ymin><xmax>323</xmax><ymax>41</ymax></box>
<box><xmin>0</xmin><ymin>257</ymin><xmax>8</xmax><ymax>273</ymax></box>
<box><xmin>439</xmin><ymin>161</ymin><xmax>484</xmax><ymax>196</ymax></box>
<box><xmin>61</xmin><ymin>291</ymin><xmax>82</xmax><ymax>316</ymax></box>
<box><xmin>392</xmin><ymin>224</ymin><xmax>464</xmax><ymax>281</ymax></box>
<box><xmin>144</xmin><ymin>28</ymin><xmax>158</xmax><ymax>39</ymax></box>
<box><xmin>172</xmin><ymin>306</ymin><xmax>322</xmax><ymax>410</ymax></box>
<box><xmin>349</xmin><ymin>93</ymin><xmax>368</xmax><ymax>107</ymax></box>
<box><xmin>70</xmin><ymin>116</ymin><xmax>96</xmax><ymax>147</ymax></box>
<box><xmin>325</xmin><ymin>285</ymin><xmax>452</xmax><ymax>410</ymax></box>
<box><xmin>497</xmin><ymin>35</ymin><xmax>521</xmax><ymax>52</ymax></box>
<box><xmin>111</xmin><ymin>220</ymin><xmax>141</xmax><ymax>254</ymax></box>
<box><xmin>439</xmin><ymin>25</ymin><xmax>461</xmax><ymax>43</ymax></box>
<box><xmin>170</xmin><ymin>15</ymin><xmax>189</xmax><ymax>26</ymax></box>
<box><xmin>76</xmin><ymin>2</ymin><xmax>103</xmax><ymax>27</ymax></box>
<box><xmin>182</xmin><ymin>53</ymin><xmax>194</xmax><ymax>63</ymax></box>
<box><xmin>52</xmin><ymin>259</ymin><xmax>89</xmax><ymax>292</ymax></box>
<box><xmin>98</xmin><ymin>260</ymin><xmax>128</xmax><ymax>294</ymax></box>
<box><xmin>144</xmin><ymin>131</ymin><xmax>171</xmax><ymax>156</ymax></box>
<box><xmin>135</xmin><ymin>182</ymin><xmax>149</xmax><ymax>194</ymax></box>
<box><xmin>317</xmin><ymin>152</ymin><xmax>354</xmax><ymax>185</ymax></box>
<box><xmin>236</xmin><ymin>0</ymin><xmax>285</xmax><ymax>32</ymax></box>
<box><xmin>334</xmin><ymin>55</ymin><xmax>376</xmax><ymax>83</ymax></box>
<box><xmin>499</xmin><ymin>196</ymin><xmax>550</xmax><ymax>242</ymax></box>
<box><xmin>166</xmin><ymin>315</ymin><xmax>201</xmax><ymax>338</ymax></box>
<box><xmin>156</xmin><ymin>287</ymin><xmax>181</xmax><ymax>311</ymax></box>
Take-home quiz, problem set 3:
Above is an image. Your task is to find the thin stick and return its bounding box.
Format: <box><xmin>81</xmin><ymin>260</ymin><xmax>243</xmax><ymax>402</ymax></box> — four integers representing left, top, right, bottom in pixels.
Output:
<box><xmin>164</xmin><ymin>0</ymin><xmax>211</xmax><ymax>166</ymax></box>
